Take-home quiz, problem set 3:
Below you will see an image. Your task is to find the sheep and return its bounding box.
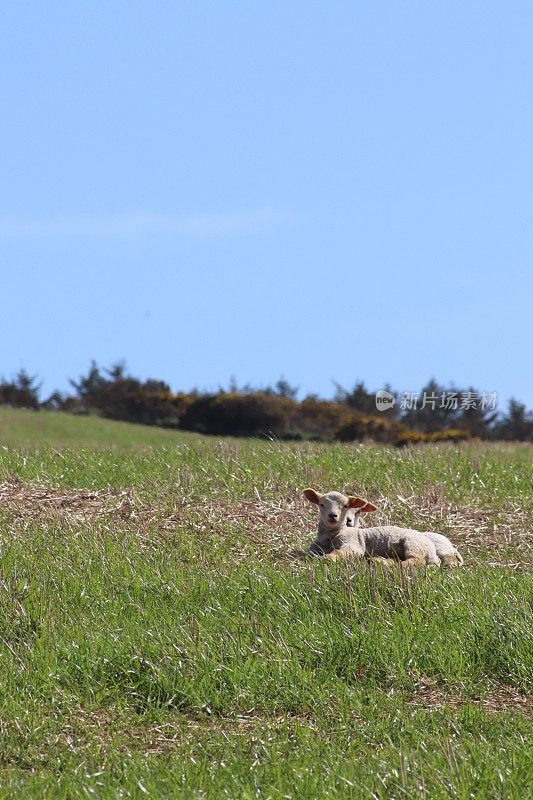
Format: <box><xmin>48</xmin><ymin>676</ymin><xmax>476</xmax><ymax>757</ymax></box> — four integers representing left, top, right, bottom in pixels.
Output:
<box><xmin>304</xmin><ymin>489</ymin><xmax>368</xmax><ymax>560</ymax></box>
<box><xmin>417</xmin><ymin>531</ymin><xmax>463</xmax><ymax>566</ymax></box>
<box><xmin>304</xmin><ymin>488</ymin><xmax>442</xmax><ymax>566</ymax></box>
<box><xmin>344</xmin><ymin>510</ymin><xmax>463</xmax><ymax>566</ymax></box>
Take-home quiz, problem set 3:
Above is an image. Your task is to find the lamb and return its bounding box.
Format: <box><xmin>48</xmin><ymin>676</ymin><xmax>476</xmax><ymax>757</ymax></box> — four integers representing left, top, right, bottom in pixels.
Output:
<box><xmin>344</xmin><ymin>511</ymin><xmax>463</xmax><ymax>566</ymax></box>
<box><xmin>305</xmin><ymin>489</ymin><xmax>369</xmax><ymax>561</ymax></box>
<box><xmin>410</xmin><ymin>531</ymin><xmax>463</xmax><ymax>566</ymax></box>
<box><xmin>303</xmin><ymin>488</ymin><xmax>462</xmax><ymax>567</ymax></box>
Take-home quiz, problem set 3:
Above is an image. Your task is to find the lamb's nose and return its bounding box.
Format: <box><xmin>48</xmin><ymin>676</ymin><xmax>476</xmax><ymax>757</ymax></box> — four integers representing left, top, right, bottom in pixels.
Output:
<box><xmin>328</xmin><ymin>512</ymin><xmax>338</xmax><ymax>521</ymax></box>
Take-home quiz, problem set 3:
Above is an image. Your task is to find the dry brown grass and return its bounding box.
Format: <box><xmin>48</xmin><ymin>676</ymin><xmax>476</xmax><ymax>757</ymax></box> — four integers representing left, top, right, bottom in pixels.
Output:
<box><xmin>0</xmin><ymin>479</ymin><xmax>136</xmax><ymax>523</ymax></box>
<box><xmin>1</xmin><ymin>704</ymin><xmax>318</xmax><ymax>762</ymax></box>
<box><xmin>410</xmin><ymin>679</ymin><xmax>533</xmax><ymax>714</ymax></box>
<box><xmin>1</xmin><ymin>479</ymin><xmax>531</xmax><ymax>567</ymax></box>
<box><xmin>382</xmin><ymin>486</ymin><xmax>533</xmax><ymax>569</ymax></box>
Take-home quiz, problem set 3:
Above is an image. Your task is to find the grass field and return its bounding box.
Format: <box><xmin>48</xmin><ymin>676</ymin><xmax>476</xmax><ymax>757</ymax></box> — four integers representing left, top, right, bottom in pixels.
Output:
<box><xmin>0</xmin><ymin>409</ymin><xmax>532</xmax><ymax>798</ymax></box>
<box><xmin>0</xmin><ymin>407</ymin><xmax>194</xmax><ymax>449</ymax></box>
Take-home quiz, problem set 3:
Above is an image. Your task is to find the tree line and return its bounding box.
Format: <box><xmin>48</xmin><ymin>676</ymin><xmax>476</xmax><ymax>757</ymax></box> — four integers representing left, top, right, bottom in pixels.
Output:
<box><xmin>1</xmin><ymin>363</ymin><xmax>532</xmax><ymax>444</ymax></box>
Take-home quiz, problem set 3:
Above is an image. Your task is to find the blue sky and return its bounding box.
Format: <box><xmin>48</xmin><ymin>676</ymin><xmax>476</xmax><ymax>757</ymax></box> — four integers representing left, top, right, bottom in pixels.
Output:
<box><xmin>1</xmin><ymin>1</ymin><xmax>532</xmax><ymax>408</ymax></box>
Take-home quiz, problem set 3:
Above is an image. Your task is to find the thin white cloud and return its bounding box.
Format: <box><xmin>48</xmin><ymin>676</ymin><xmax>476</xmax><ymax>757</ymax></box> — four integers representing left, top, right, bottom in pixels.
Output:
<box><xmin>0</xmin><ymin>209</ymin><xmax>294</xmax><ymax>238</ymax></box>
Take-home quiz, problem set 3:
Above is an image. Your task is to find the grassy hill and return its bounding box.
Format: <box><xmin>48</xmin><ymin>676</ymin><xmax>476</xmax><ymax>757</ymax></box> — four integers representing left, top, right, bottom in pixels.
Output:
<box><xmin>0</xmin><ymin>407</ymin><xmax>198</xmax><ymax>448</ymax></box>
<box><xmin>0</xmin><ymin>411</ymin><xmax>531</xmax><ymax>798</ymax></box>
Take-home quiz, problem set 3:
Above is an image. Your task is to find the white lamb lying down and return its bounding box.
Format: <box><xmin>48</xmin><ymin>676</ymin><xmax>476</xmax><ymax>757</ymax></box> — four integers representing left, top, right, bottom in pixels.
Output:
<box><xmin>304</xmin><ymin>489</ymin><xmax>463</xmax><ymax>567</ymax></box>
<box><xmin>344</xmin><ymin>511</ymin><xmax>464</xmax><ymax>567</ymax></box>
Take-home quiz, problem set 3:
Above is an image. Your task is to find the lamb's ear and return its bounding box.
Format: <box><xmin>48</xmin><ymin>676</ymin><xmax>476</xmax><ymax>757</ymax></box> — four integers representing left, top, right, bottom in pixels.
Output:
<box><xmin>303</xmin><ymin>488</ymin><xmax>321</xmax><ymax>505</ymax></box>
<box><xmin>347</xmin><ymin>496</ymin><xmax>367</xmax><ymax>510</ymax></box>
<box><xmin>348</xmin><ymin>497</ymin><xmax>378</xmax><ymax>513</ymax></box>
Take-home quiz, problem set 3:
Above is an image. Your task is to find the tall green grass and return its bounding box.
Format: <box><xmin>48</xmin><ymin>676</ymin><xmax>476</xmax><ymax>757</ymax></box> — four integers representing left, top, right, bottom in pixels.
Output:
<box><xmin>0</xmin><ymin>421</ymin><xmax>531</xmax><ymax>797</ymax></box>
<box><xmin>1</xmin><ymin>436</ymin><xmax>531</xmax><ymax>506</ymax></box>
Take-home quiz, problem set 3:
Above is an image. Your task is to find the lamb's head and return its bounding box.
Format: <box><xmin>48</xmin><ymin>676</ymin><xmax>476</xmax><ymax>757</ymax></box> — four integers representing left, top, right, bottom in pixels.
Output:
<box><xmin>345</xmin><ymin>509</ymin><xmax>358</xmax><ymax>528</ymax></box>
<box><xmin>344</xmin><ymin>503</ymin><xmax>377</xmax><ymax>528</ymax></box>
<box><xmin>303</xmin><ymin>488</ymin><xmax>377</xmax><ymax>532</ymax></box>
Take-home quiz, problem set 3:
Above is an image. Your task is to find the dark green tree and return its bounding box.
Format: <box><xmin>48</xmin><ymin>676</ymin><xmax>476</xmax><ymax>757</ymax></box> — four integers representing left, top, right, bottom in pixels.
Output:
<box><xmin>335</xmin><ymin>381</ymin><xmax>377</xmax><ymax>414</ymax></box>
<box><xmin>493</xmin><ymin>399</ymin><xmax>533</xmax><ymax>442</ymax></box>
<box><xmin>0</xmin><ymin>369</ymin><xmax>41</xmax><ymax>409</ymax></box>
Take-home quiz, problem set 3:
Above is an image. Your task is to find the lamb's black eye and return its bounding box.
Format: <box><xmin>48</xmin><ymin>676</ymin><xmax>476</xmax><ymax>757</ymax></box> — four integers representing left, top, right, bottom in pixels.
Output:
<box><xmin>319</xmin><ymin>503</ymin><xmax>324</xmax><ymax>508</ymax></box>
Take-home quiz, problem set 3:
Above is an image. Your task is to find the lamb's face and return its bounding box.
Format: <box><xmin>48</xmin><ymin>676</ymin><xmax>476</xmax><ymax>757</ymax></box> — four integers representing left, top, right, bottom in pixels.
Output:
<box><xmin>345</xmin><ymin>509</ymin><xmax>361</xmax><ymax>528</ymax></box>
<box><xmin>303</xmin><ymin>488</ymin><xmax>377</xmax><ymax>532</ymax></box>
<box><xmin>317</xmin><ymin>491</ymin><xmax>352</xmax><ymax>531</ymax></box>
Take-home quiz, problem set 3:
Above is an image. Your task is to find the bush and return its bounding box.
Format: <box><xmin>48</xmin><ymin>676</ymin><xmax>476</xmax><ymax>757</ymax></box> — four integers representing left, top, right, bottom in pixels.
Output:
<box><xmin>336</xmin><ymin>413</ymin><xmax>404</xmax><ymax>443</ymax></box>
<box><xmin>297</xmin><ymin>398</ymin><xmax>353</xmax><ymax>440</ymax></box>
<box><xmin>179</xmin><ymin>392</ymin><xmax>297</xmax><ymax>438</ymax></box>
<box><xmin>395</xmin><ymin>428</ymin><xmax>471</xmax><ymax>447</ymax></box>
